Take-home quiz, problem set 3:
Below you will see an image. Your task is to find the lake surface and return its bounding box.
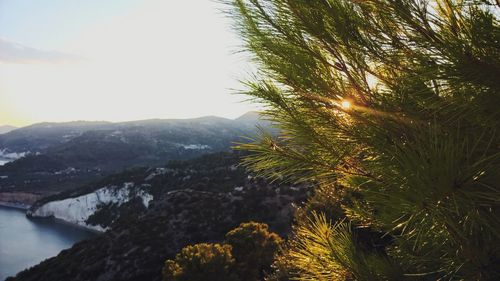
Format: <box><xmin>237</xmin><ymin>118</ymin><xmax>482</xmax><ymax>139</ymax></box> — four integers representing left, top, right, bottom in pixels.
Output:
<box><xmin>0</xmin><ymin>206</ymin><xmax>96</xmax><ymax>280</ymax></box>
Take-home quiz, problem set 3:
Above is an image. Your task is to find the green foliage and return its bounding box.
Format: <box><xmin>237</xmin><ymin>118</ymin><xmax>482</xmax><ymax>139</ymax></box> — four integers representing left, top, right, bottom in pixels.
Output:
<box><xmin>226</xmin><ymin>222</ymin><xmax>283</xmax><ymax>281</ymax></box>
<box><xmin>228</xmin><ymin>0</ymin><xmax>500</xmax><ymax>280</ymax></box>
<box><xmin>163</xmin><ymin>222</ymin><xmax>282</xmax><ymax>281</ymax></box>
<box><xmin>163</xmin><ymin>243</ymin><xmax>237</xmax><ymax>281</ymax></box>
<box><xmin>285</xmin><ymin>213</ymin><xmax>402</xmax><ymax>281</ymax></box>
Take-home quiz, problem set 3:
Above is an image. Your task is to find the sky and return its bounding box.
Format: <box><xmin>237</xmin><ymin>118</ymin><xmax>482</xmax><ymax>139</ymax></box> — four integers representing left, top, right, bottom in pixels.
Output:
<box><xmin>0</xmin><ymin>0</ymin><xmax>256</xmax><ymax>127</ymax></box>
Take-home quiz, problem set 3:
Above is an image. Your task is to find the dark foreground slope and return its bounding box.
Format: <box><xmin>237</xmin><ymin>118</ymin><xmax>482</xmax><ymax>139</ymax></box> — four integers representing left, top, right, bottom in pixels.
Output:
<box><xmin>8</xmin><ymin>152</ymin><xmax>308</xmax><ymax>281</ymax></box>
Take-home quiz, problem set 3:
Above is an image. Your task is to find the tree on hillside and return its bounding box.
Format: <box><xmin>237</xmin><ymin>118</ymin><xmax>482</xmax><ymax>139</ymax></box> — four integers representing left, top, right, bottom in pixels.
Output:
<box><xmin>163</xmin><ymin>222</ymin><xmax>282</xmax><ymax>281</ymax></box>
<box><xmin>229</xmin><ymin>0</ymin><xmax>500</xmax><ymax>280</ymax></box>
<box><xmin>163</xmin><ymin>243</ymin><xmax>237</xmax><ymax>281</ymax></box>
<box><xmin>225</xmin><ymin>222</ymin><xmax>283</xmax><ymax>281</ymax></box>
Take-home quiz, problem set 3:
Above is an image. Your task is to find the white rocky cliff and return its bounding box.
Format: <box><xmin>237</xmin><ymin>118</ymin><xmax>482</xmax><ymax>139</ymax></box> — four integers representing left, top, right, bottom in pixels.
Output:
<box><xmin>28</xmin><ymin>182</ymin><xmax>153</xmax><ymax>232</ymax></box>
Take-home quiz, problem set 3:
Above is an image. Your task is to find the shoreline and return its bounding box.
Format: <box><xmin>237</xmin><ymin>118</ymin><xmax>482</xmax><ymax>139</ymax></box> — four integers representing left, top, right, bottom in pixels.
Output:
<box><xmin>0</xmin><ymin>192</ymin><xmax>44</xmax><ymax>209</ymax></box>
<box><xmin>0</xmin><ymin>201</ymin><xmax>30</xmax><ymax>210</ymax></box>
<box><xmin>27</xmin><ymin>212</ymin><xmax>105</xmax><ymax>234</ymax></box>
<box><xmin>47</xmin><ymin>217</ymin><xmax>105</xmax><ymax>234</ymax></box>
<box><xmin>0</xmin><ymin>203</ymin><xmax>104</xmax><ymax>234</ymax></box>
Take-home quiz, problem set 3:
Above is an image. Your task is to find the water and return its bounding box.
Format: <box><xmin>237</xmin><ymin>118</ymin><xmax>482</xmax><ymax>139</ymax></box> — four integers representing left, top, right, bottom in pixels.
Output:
<box><xmin>0</xmin><ymin>206</ymin><xmax>96</xmax><ymax>280</ymax></box>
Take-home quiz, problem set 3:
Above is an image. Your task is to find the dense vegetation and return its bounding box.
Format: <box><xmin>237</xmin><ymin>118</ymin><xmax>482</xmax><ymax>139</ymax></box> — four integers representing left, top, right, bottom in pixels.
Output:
<box><xmin>0</xmin><ymin>114</ymin><xmax>265</xmax><ymax>194</ymax></box>
<box><xmin>5</xmin><ymin>1</ymin><xmax>499</xmax><ymax>280</ymax></box>
<box><xmin>8</xmin><ymin>152</ymin><xmax>309</xmax><ymax>281</ymax></box>
<box><xmin>163</xmin><ymin>222</ymin><xmax>282</xmax><ymax>281</ymax></box>
<box><xmin>164</xmin><ymin>243</ymin><xmax>237</xmax><ymax>281</ymax></box>
<box><xmin>229</xmin><ymin>0</ymin><xmax>500</xmax><ymax>280</ymax></box>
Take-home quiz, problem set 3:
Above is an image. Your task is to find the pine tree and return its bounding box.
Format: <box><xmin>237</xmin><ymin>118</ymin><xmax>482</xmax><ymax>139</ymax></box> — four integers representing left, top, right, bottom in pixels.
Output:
<box><xmin>228</xmin><ymin>0</ymin><xmax>500</xmax><ymax>280</ymax></box>
<box><xmin>163</xmin><ymin>243</ymin><xmax>237</xmax><ymax>281</ymax></box>
<box><xmin>226</xmin><ymin>222</ymin><xmax>283</xmax><ymax>281</ymax></box>
<box><xmin>163</xmin><ymin>222</ymin><xmax>282</xmax><ymax>281</ymax></box>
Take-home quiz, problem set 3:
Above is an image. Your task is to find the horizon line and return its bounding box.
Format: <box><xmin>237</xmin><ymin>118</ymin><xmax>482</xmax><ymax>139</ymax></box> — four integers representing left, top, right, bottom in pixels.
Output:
<box><xmin>0</xmin><ymin>111</ymin><xmax>261</xmax><ymax>129</ymax></box>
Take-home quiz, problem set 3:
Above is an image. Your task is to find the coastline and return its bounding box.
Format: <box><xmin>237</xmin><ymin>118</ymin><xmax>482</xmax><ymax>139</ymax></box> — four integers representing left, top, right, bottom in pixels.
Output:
<box><xmin>0</xmin><ymin>201</ymin><xmax>30</xmax><ymax>210</ymax></box>
<box><xmin>0</xmin><ymin>202</ymin><xmax>98</xmax><ymax>280</ymax></box>
<box><xmin>28</xmin><ymin>209</ymin><xmax>106</xmax><ymax>234</ymax></box>
<box><xmin>0</xmin><ymin>202</ymin><xmax>104</xmax><ymax>234</ymax></box>
<box><xmin>28</xmin><ymin>215</ymin><xmax>105</xmax><ymax>234</ymax></box>
<box><xmin>0</xmin><ymin>192</ymin><xmax>43</xmax><ymax>209</ymax></box>
<box><xmin>48</xmin><ymin>216</ymin><xmax>105</xmax><ymax>234</ymax></box>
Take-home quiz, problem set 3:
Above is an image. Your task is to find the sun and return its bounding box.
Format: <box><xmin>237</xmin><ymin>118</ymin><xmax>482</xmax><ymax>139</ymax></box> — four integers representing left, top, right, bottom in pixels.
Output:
<box><xmin>341</xmin><ymin>100</ymin><xmax>351</xmax><ymax>110</ymax></box>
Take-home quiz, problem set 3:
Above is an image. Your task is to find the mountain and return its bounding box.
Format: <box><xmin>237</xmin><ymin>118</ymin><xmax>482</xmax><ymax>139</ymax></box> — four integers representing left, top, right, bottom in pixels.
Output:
<box><xmin>0</xmin><ymin>113</ymin><xmax>267</xmax><ymax>196</ymax></box>
<box><xmin>0</xmin><ymin>125</ymin><xmax>17</xmax><ymax>135</ymax></box>
<box><xmin>0</xmin><ymin>121</ymin><xmax>111</xmax><ymax>152</ymax></box>
<box><xmin>8</xmin><ymin>152</ymin><xmax>309</xmax><ymax>281</ymax></box>
<box><xmin>0</xmin><ymin>115</ymin><xmax>263</xmax><ymax>154</ymax></box>
<box><xmin>26</xmin><ymin>151</ymin><xmax>248</xmax><ymax>231</ymax></box>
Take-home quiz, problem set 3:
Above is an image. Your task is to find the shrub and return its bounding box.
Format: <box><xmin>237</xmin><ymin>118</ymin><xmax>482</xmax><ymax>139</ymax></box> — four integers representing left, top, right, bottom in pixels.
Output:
<box><xmin>226</xmin><ymin>222</ymin><xmax>283</xmax><ymax>281</ymax></box>
<box><xmin>163</xmin><ymin>243</ymin><xmax>237</xmax><ymax>281</ymax></box>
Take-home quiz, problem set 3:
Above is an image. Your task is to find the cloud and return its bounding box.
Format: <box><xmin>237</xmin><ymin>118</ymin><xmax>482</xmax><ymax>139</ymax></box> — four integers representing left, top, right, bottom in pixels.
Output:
<box><xmin>0</xmin><ymin>38</ymin><xmax>82</xmax><ymax>64</ymax></box>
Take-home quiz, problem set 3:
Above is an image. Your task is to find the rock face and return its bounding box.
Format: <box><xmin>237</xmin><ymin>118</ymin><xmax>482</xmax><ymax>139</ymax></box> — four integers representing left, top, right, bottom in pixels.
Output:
<box><xmin>0</xmin><ymin>192</ymin><xmax>43</xmax><ymax>209</ymax></box>
<box><xmin>28</xmin><ymin>183</ymin><xmax>153</xmax><ymax>231</ymax></box>
<box><xmin>8</xmin><ymin>152</ymin><xmax>309</xmax><ymax>281</ymax></box>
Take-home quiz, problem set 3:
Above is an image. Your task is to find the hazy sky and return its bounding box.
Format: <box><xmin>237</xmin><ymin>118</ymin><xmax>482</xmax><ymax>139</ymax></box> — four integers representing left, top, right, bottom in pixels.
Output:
<box><xmin>0</xmin><ymin>0</ymin><xmax>256</xmax><ymax>127</ymax></box>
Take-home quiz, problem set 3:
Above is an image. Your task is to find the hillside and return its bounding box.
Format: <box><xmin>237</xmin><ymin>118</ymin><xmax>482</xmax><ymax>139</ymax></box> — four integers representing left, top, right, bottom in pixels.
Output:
<box><xmin>7</xmin><ymin>152</ymin><xmax>310</xmax><ymax>281</ymax></box>
<box><xmin>0</xmin><ymin>113</ymin><xmax>267</xmax><ymax>196</ymax></box>
<box><xmin>0</xmin><ymin>125</ymin><xmax>17</xmax><ymax>135</ymax></box>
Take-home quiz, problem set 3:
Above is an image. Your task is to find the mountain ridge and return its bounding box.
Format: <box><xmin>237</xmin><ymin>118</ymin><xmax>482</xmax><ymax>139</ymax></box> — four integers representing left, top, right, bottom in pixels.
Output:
<box><xmin>0</xmin><ymin>112</ymin><xmax>267</xmax><ymax>198</ymax></box>
<box><xmin>0</xmin><ymin>125</ymin><xmax>18</xmax><ymax>135</ymax></box>
<box><xmin>8</xmin><ymin>152</ymin><xmax>310</xmax><ymax>281</ymax></box>
<box><xmin>5</xmin><ymin>112</ymin><xmax>260</xmax><ymax>131</ymax></box>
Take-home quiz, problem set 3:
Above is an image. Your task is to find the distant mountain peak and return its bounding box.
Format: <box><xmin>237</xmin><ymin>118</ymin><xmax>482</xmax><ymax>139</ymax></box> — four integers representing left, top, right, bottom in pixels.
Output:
<box><xmin>235</xmin><ymin>111</ymin><xmax>262</xmax><ymax>122</ymax></box>
<box><xmin>28</xmin><ymin>120</ymin><xmax>112</xmax><ymax>128</ymax></box>
<box><xmin>0</xmin><ymin>125</ymin><xmax>17</xmax><ymax>135</ymax></box>
<box><xmin>191</xmin><ymin>115</ymin><xmax>232</xmax><ymax>122</ymax></box>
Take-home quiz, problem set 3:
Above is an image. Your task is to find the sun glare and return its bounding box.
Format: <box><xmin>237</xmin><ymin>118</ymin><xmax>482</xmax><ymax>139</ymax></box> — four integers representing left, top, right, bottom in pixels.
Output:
<box><xmin>341</xmin><ymin>100</ymin><xmax>351</xmax><ymax>110</ymax></box>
